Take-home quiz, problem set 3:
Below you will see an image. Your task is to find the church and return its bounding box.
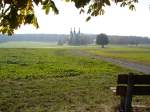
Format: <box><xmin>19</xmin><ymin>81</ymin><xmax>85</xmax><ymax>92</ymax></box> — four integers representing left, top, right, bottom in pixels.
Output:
<box><xmin>69</xmin><ymin>27</ymin><xmax>81</xmax><ymax>45</ymax></box>
<box><xmin>70</xmin><ymin>27</ymin><xmax>80</xmax><ymax>39</ymax></box>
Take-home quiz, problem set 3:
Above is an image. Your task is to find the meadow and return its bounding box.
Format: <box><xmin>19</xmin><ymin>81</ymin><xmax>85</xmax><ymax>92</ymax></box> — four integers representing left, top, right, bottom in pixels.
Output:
<box><xmin>83</xmin><ymin>45</ymin><xmax>150</xmax><ymax>66</ymax></box>
<box><xmin>0</xmin><ymin>41</ymin><xmax>58</xmax><ymax>48</ymax></box>
<box><xmin>0</xmin><ymin>45</ymin><xmax>149</xmax><ymax>112</ymax></box>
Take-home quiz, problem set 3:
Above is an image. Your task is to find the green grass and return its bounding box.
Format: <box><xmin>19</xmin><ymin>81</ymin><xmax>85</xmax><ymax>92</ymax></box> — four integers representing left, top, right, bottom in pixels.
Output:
<box><xmin>0</xmin><ymin>48</ymin><xmax>131</xmax><ymax>79</ymax></box>
<box><xmin>84</xmin><ymin>45</ymin><xmax>150</xmax><ymax>66</ymax></box>
<box><xmin>0</xmin><ymin>41</ymin><xmax>58</xmax><ymax>48</ymax></box>
<box><xmin>0</xmin><ymin>48</ymin><xmax>134</xmax><ymax>112</ymax></box>
<box><xmin>0</xmin><ymin>47</ymin><xmax>149</xmax><ymax>112</ymax></box>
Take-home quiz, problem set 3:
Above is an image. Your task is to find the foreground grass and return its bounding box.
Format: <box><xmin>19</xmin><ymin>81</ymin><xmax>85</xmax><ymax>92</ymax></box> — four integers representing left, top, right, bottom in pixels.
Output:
<box><xmin>0</xmin><ymin>48</ymin><xmax>148</xmax><ymax>112</ymax></box>
<box><xmin>0</xmin><ymin>75</ymin><xmax>118</xmax><ymax>112</ymax></box>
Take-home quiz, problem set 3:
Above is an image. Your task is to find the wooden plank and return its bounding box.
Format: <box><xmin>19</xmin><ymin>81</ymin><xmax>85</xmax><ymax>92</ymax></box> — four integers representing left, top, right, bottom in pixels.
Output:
<box><xmin>118</xmin><ymin>74</ymin><xmax>150</xmax><ymax>84</ymax></box>
<box><xmin>125</xmin><ymin>73</ymin><xmax>133</xmax><ymax>112</ymax></box>
<box><xmin>116</xmin><ymin>86</ymin><xmax>150</xmax><ymax>96</ymax></box>
<box><xmin>119</xmin><ymin>96</ymin><xmax>126</xmax><ymax>112</ymax></box>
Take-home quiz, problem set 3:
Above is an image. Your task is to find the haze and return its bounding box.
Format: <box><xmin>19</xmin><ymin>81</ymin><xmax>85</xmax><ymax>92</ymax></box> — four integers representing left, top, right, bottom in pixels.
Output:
<box><xmin>16</xmin><ymin>0</ymin><xmax>150</xmax><ymax>37</ymax></box>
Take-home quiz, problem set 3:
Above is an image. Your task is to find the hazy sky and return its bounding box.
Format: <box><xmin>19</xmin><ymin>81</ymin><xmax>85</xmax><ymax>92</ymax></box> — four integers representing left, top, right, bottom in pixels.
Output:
<box><xmin>16</xmin><ymin>0</ymin><xmax>150</xmax><ymax>37</ymax></box>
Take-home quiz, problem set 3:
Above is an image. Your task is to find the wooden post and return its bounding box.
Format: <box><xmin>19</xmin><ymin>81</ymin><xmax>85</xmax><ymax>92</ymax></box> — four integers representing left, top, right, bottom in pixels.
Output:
<box><xmin>125</xmin><ymin>73</ymin><xmax>133</xmax><ymax>112</ymax></box>
<box><xmin>119</xmin><ymin>96</ymin><xmax>126</xmax><ymax>112</ymax></box>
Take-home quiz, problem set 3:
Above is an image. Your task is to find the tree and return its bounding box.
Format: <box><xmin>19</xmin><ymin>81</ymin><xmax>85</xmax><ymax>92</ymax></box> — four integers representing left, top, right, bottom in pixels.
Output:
<box><xmin>96</xmin><ymin>33</ymin><xmax>109</xmax><ymax>48</ymax></box>
<box><xmin>57</xmin><ymin>39</ymin><xmax>64</xmax><ymax>46</ymax></box>
<box><xmin>0</xmin><ymin>0</ymin><xmax>138</xmax><ymax>35</ymax></box>
<box><xmin>129</xmin><ymin>40</ymin><xmax>139</xmax><ymax>46</ymax></box>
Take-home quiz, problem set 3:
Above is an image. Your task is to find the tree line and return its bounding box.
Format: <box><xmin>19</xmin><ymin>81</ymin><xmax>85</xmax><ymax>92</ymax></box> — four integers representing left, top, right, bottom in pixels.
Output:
<box><xmin>1</xmin><ymin>34</ymin><xmax>150</xmax><ymax>46</ymax></box>
<box><xmin>109</xmin><ymin>35</ymin><xmax>150</xmax><ymax>45</ymax></box>
<box><xmin>66</xmin><ymin>34</ymin><xmax>150</xmax><ymax>47</ymax></box>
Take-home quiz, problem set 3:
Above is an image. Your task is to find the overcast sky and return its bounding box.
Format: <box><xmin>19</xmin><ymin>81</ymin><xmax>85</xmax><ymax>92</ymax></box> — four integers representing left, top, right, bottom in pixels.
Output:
<box><xmin>16</xmin><ymin>0</ymin><xmax>150</xmax><ymax>37</ymax></box>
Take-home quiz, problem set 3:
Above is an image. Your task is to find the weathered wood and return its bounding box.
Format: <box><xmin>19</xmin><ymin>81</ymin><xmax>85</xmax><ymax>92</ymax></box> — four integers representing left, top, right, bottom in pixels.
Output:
<box><xmin>117</xmin><ymin>86</ymin><xmax>150</xmax><ymax>96</ymax></box>
<box><xmin>118</xmin><ymin>74</ymin><xmax>150</xmax><ymax>84</ymax></box>
<box><xmin>125</xmin><ymin>73</ymin><xmax>133</xmax><ymax>112</ymax></box>
<box><xmin>112</xmin><ymin>73</ymin><xmax>150</xmax><ymax>112</ymax></box>
<box><xmin>119</xmin><ymin>96</ymin><xmax>126</xmax><ymax>112</ymax></box>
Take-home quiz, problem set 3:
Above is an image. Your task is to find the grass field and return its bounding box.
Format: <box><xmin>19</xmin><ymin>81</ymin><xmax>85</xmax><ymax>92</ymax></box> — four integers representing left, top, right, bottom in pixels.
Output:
<box><xmin>0</xmin><ymin>48</ymin><xmax>131</xmax><ymax>79</ymax></box>
<box><xmin>0</xmin><ymin>41</ymin><xmax>58</xmax><ymax>48</ymax></box>
<box><xmin>0</xmin><ymin>48</ymin><xmax>129</xmax><ymax>112</ymax></box>
<box><xmin>0</xmin><ymin>45</ymin><xmax>149</xmax><ymax>112</ymax></box>
<box><xmin>83</xmin><ymin>45</ymin><xmax>150</xmax><ymax>66</ymax></box>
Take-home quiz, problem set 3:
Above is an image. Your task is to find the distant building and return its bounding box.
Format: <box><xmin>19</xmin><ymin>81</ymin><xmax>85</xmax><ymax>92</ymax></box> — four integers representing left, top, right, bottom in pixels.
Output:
<box><xmin>68</xmin><ymin>28</ymin><xmax>96</xmax><ymax>45</ymax></box>
<box><xmin>70</xmin><ymin>27</ymin><xmax>80</xmax><ymax>38</ymax></box>
<box><xmin>70</xmin><ymin>28</ymin><xmax>73</xmax><ymax>39</ymax></box>
<box><xmin>69</xmin><ymin>27</ymin><xmax>81</xmax><ymax>45</ymax></box>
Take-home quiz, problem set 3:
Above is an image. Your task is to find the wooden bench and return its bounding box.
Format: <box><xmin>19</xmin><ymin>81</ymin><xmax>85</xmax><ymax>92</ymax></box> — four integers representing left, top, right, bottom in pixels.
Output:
<box><xmin>114</xmin><ymin>73</ymin><xmax>150</xmax><ymax>112</ymax></box>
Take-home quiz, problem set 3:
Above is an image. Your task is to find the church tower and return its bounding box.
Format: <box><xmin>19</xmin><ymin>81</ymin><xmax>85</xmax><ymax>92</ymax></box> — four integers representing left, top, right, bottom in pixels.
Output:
<box><xmin>78</xmin><ymin>27</ymin><xmax>80</xmax><ymax>35</ymax></box>
<box><xmin>69</xmin><ymin>27</ymin><xmax>81</xmax><ymax>45</ymax></box>
<box><xmin>70</xmin><ymin>28</ymin><xmax>73</xmax><ymax>38</ymax></box>
<box><xmin>73</xmin><ymin>27</ymin><xmax>76</xmax><ymax>37</ymax></box>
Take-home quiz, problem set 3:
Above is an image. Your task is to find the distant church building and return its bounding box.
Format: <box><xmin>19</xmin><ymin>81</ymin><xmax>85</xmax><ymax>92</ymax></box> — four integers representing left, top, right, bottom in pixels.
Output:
<box><xmin>69</xmin><ymin>27</ymin><xmax>81</xmax><ymax>45</ymax></box>
<box><xmin>70</xmin><ymin>27</ymin><xmax>80</xmax><ymax>39</ymax></box>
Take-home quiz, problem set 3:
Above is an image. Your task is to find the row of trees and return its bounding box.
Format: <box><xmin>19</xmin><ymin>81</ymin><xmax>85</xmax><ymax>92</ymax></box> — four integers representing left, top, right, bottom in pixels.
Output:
<box><xmin>109</xmin><ymin>36</ymin><xmax>150</xmax><ymax>45</ymax></box>
<box><xmin>66</xmin><ymin>33</ymin><xmax>149</xmax><ymax>47</ymax></box>
<box><xmin>57</xmin><ymin>33</ymin><xmax>109</xmax><ymax>48</ymax></box>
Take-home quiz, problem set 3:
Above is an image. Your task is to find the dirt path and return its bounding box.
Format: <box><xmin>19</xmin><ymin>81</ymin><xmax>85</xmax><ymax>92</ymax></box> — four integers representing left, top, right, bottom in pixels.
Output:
<box><xmin>71</xmin><ymin>50</ymin><xmax>150</xmax><ymax>74</ymax></box>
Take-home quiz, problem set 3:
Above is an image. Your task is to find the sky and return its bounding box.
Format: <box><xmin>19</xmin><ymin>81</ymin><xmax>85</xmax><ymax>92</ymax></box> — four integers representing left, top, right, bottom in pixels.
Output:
<box><xmin>16</xmin><ymin>0</ymin><xmax>150</xmax><ymax>37</ymax></box>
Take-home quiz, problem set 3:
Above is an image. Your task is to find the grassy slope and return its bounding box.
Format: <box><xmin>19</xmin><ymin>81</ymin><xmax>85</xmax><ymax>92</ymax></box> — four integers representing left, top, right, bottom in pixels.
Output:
<box><xmin>84</xmin><ymin>45</ymin><xmax>150</xmax><ymax>66</ymax></box>
<box><xmin>0</xmin><ymin>48</ymin><xmax>149</xmax><ymax>112</ymax></box>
